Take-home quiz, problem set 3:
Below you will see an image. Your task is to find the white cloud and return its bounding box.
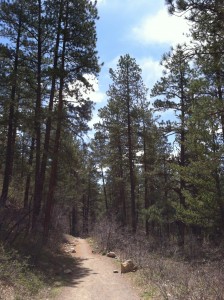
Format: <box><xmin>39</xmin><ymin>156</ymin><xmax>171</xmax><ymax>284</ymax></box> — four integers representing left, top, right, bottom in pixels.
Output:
<box><xmin>132</xmin><ymin>7</ymin><xmax>190</xmax><ymax>46</ymax></box>
<box><xmin>67</xmin><ymin>74</ymin><xmax>105</xmax><ymax>104</ymax></box>
<box><xmin>90</xmin><ymin>89</ymin><xmax>105</xmax><ymax>103</ymax></box>
<box><xmin>86</xmin><ymin>75</ymin><xmax>106</xmax><ymax>104</ymax></box>
<box><xmin>139</xmin><ymin>57</ymin><xmax>163</xmax><ymax>90</ymax></box>
<box><xmin>96</xmin><ymin>0</ymin><xmax>107</xmax><ymax>6</ymax></box>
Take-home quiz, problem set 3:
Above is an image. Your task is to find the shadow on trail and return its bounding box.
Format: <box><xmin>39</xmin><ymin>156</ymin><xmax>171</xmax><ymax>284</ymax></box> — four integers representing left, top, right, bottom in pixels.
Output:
<box><xmin>35</xmin><ymin>245</ymin><xmax>95</xmax><ymax>289</ymax></box>
<box><xmin>69</xmin><ymin>258</ymin><xmax>98</xmax><ymax>282</ymax></box>
<box><xmin>1</xmin><ymin>232</ymin><xmax>96</xmax><ymax>291</ymax></box>
<box><xmin>56</xmin><ymin>257</ymin><xmax>95</xmax><ymax>288</ymax></box>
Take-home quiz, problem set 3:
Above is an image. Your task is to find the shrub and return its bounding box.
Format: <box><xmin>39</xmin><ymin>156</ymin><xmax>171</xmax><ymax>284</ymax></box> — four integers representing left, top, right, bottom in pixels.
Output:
<box><xmin>91</xmin><ymin>217</ymin><xmax>224</xmax><ymax>300</ymax></box>
<box><xmin>0</xmin><ymin>243</ymin><xmax>46</xmax><ymax>299</ymax></box>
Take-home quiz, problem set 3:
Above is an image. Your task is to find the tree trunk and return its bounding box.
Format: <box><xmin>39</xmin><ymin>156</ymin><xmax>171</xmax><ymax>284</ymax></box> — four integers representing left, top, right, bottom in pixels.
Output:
<box><xmin>71</xmin><ymin>206</ymin><xmax>78</xmax><ymax>236</ymax></box>
<box><xmin>83</xmin><ymin>174</ymin><xmax>91</xmax><ymax>235</ymax></box>
<box><xmin>178</xmin><ymin>70</ymin><xmax>186</xmax><ymax>247</ymax></box>
<box><xmin>38</xmin><ymin>0</ymin><xmax>63</xmax><ymax>207</ymax></box>
<box><xmin>32</xmin><ymin>0</ymin><xmax>43</xmax><ymax>228</ymax></box>
<box><xmin>143</xmin><ymin>125</ymin><xmax>150</xmax><ymax>235</ymax></box>
<box><xmin>101</xmin><ymin>166</ymin><xmax>108</xmax><ymax>212</ymax></box>
<box><xmin>24</xmin><ymin>137</ymin><xmax>35</xmax><ymax>209</ymax></box>
<box><xmin>43</xmin><ymin>2</ymin><xmax>68</xmax><ymax>242</ymax></box>
<box><xmin>126</xmin><ymin>69</ymin><xmax>136</xmax><ymax>233</ymax></box>
<box><xmin>0</xmin><ymin>13</ymin><xmax>22</xmax><ymax>206</ymax></box>
<box><xmin>118</xmin><ymin>140</ymin><xmax>126</xmax><ymax>226</ymax></box>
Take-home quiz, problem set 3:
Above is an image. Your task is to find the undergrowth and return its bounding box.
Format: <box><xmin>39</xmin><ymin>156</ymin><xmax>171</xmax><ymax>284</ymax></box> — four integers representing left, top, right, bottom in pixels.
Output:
<box><xmin>0</xmin><ymin>242</ymin><xmax>48</xmax><ymax>300</ymax></box>
<box><xmin>91</xmin><ymin>216</ymin><xmax>224</xmax><ymax>300</ymax></box>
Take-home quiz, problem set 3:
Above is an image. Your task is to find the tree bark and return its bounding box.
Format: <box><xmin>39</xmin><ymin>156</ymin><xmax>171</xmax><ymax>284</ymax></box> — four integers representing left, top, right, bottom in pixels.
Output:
<box><xmin>143</xmin><ymin>125</ymin><xmax>150</xmax><ymax>235</ymax></box>
<box><xmin>32</xmin><ymin>0</ymin><xmax>43</xmax><ymax>228</ymax></box>
<box><xmin>43</xmin><ymin>1</ymin><xmax>68</xmax><ymax>242</ymax></box>
<box><xmin>118</xmin><ymin>139</ymin><xmax>126</xmax><ymax>226</ymax></box>
<box><xmin>38</xmin><ymin>0</ymin><xmax>63</xmax><ymax>208</ymax></box>
<box><xmin>24</xmin><ymin>137</ymin><xmax>35</xmax><ymax>209</ymax></box>
<box><xmin>0</xmin><ymin>12</ymin><xmax>22</xmax><ymax>206</ymax></box>
<box><xmin>178</xmin><ymin>69</ymin><xmax>186</xmax><ymax>246</ymax></box>
<box><xmin>126</xmin><ymin>71</ymin><xmax>136</xmax><ymax>233</ymax></box>
<box><xmin>101</xmin><ymin>166</ymin><xmax>108</xmax><ymax>212</ymax></box>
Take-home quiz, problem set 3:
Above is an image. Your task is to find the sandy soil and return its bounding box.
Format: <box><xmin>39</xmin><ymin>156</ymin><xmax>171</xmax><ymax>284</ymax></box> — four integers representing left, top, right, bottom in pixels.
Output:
<box><xmin>55</xmin><ymin>236</ymin><xmax>140</xmax><ymax>300</ymax></box>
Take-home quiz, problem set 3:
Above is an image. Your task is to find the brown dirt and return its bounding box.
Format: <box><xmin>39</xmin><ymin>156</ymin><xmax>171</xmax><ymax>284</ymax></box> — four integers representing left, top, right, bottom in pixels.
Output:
<box><xmin>55</xmin><ymin>235</ymin><xmax>141</xmax><ymax>300</ymax></box>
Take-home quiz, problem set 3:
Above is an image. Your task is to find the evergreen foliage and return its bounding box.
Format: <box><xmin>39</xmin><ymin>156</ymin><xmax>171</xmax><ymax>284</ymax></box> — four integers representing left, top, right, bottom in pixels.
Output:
<box><xmin>0</xmin><ymin>0</ymin><xmax>100</xmax><ymax>241</ymax></box>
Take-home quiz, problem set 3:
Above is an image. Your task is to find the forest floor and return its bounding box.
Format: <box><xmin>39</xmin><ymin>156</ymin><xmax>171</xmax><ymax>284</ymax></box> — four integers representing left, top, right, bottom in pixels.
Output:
<box><xmin>54</xmin><ymin>235</ymin><xmax>141</xmax><ymax>300</ymax></box>
<box><xmin>2</xmin><ymin>233</ymin><xmax>223</xmax><ymax>299</ymax></box>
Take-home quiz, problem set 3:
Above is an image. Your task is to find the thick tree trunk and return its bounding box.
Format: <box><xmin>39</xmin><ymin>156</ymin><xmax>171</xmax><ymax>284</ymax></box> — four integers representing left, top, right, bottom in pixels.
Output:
<box><xmin>32</xmin><ymin>0</ymin><xmax>43</xmax><ymax>228</ymax></box>
<box><xmin>118</xmin><ymin>140</ymin><xmax>126</xmax><ymax>226</ymax></box>
<box><xmin>24</xmin><ymin>137</ymin><xmax>35</xmax><ymax>209</ymax></box>
<box><xmin>163</xmin><ymin>155</ymin><xmax>170</xmax><ymax>238</ymax></box>
<box><xmin>82</xmin><ymin>175</ymin><xmax>91</xmax><ymax>235</ymax></box>
<box><xmin>143</xmin><ymin>126</ymin><xmax>150</xmax><ymax>235</ymax></box>
<box><xmin>43</xmin><ymin>81</ymin><xmax>64</xmax><ymax>241</ymax></box>
<box><xmin>0</xmin><ymin>14</ymin><xmax>22</xmax><ymax>206</ymax></box>
<box><xmin>71</xmin><ymin>206</ymin><xmax>78</xmax><ymax>236</ymax></box>
<box><xmin>178</xmin><ymin>71</ymin><xmax>186</xmax><ymax>247</ymax></box>
<box><xmin>101</xmin><ymin>166</ymin><xmax>108</xmax><ymax>212</ymax></box>
<box><xmin>43</xmin><ymin>77</ymin><xmax>64</xmax><ymax>241</ymax></box>
<box><xmin>126</xmin><ymin>70</ymin><xmax>136</xmax><ymax>233</ymax></box>
<box><xmin>128</xmin><ymin>121</ymin><xmax>136</xmax><ymax>232</ymax></box>
<box><xmin>38</xmin><ymin>0</ymin><xmax>63</xmax><ymax>207</ymax></box>
<box><xmin>43</xmin><ymin>2</ymin><xmax>68</xmax><ymax>241</ymax></box>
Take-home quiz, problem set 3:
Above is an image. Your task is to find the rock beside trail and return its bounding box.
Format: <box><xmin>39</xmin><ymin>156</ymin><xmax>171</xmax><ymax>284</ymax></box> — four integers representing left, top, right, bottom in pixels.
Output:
<box><xmin>64</xmin><ymin>242</ymin><xmax>76</xmax><ymax>253</ymax></box>
<box><xmin>107</xmin><ymin>251</ymin><xmax>116</xmax><ymax>258</ymax></box>
<box><xmin>121</xmin><ymin>259</ymin><xmax>137</xmax><ymax>274</ymax></box>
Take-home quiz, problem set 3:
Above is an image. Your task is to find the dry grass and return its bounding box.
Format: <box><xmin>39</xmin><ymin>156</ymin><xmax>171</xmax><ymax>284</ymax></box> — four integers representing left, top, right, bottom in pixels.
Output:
<box><xmin>91</xmin><ymin>217</ymin><xmax>224</xmax><ymax>300</ymax></box>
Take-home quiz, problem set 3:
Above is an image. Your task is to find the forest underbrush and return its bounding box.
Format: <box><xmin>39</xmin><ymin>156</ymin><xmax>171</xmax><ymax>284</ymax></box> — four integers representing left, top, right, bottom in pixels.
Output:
<box><xmin>91</xmin><ymin>217</ymin><xmax>224</xmax><ymax>300</ymax></box>
<box><xmin>0</xmin><ymin>242</ymin><xmax>49</xmax><ymax>300</ymax></box>
<box><xmin>0</xmin><ymin>206</ymin><xmax>46</xmax><ymax>299</ymax></box>
<box><xmin>0</xmin><ymin>207</ymin><xmax>76</xmax><ymax>300</ymax></box>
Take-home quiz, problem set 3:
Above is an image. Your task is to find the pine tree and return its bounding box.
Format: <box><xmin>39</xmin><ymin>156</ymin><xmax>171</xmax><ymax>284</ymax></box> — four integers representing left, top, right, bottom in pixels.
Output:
<box><xmin>42</xmin><ymin>0</ymin><xmax>100</xmax><ymax>240</ymax></box>
<box><xmin>0</xmin><ymin>0</ymin><xmax>25</xmax><ymax>206</ymax></box>
<box><xmin>166</xmin><ymin>0</ymin><xmax>224</xmax><ymax>238</ymax></box>
<box><xmin>151</xmin><ymin>45</ymin><xmax>195</xmax><ymax>245</ymax></box>
<box><xmin>97</xmin><ymin>98</ymin><xmax>128</xmax><ymax>224</ymax></box>
<box><xmin>95</xmin><ymin>54</ymin><xmax>148</xmax><ymax>232</ymax></box>
<box><xmin>91</xmin><ymin>130</ymin><xmax>109</xmax><ymax>212</ymax></box>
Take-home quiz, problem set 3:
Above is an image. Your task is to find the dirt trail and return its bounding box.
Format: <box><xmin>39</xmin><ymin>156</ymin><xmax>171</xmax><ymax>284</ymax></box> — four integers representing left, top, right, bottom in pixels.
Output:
<box><xmin>55</xmin><ymin>236</ymin><xmax>140</xmax><ymax>300</ymax></box>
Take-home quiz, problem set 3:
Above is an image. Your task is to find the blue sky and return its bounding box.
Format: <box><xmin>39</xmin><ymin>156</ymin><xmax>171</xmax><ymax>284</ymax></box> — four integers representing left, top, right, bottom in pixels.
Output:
<box><xmin>88</xmin><ymin>0</ymin><xmax>189</xmax><ymax>133</ymax></box>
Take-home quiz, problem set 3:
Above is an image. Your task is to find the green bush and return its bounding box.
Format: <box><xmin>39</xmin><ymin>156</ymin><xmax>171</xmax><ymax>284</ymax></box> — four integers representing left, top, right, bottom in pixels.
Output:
<box><xmin>0</xmin><ymin>243</ymin><xmax>46</xmax><ymax>299</ymax></box>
